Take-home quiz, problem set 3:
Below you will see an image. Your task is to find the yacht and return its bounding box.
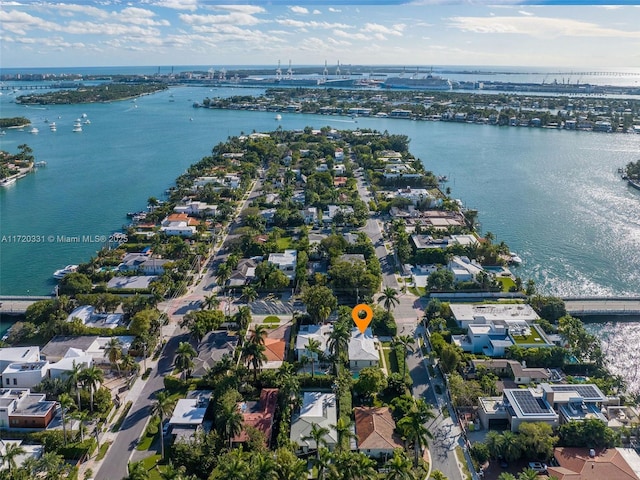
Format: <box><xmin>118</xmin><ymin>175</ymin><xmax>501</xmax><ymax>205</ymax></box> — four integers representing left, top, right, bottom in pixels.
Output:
<box><xmin>275</xmin><ymin>114</ymin><xmax>282</xmax><ymax>121</ymax></box>
<box><xmin>0</xmin><ymin>130</ymin><xmax>6</xmax><ymax>136</ymax></box>
<box><xmin>73</xmin><ymin>119</ymin><xmax>82</xmax><ymax>132</ymax></box>
<box><xmin>50</xmin><ymin>122</ymin><xmax>57</xmax><ymax>132</ymax></box>
<box><xmin>53</xmin><ymin>264</ymin><xmax>78</xmax><ymax>279</ymax></box>
<box><xmin>29</xmin><ymin>127</ymin><xmax>39</xmax><ymax>134</ymax></box>
<box><xmin>0</xmin><ymin>177</ymin><xmax>17</xmax><ymax>187</ymax></box>
<box><xmin>509</xmin><ymin>252</ymin><xmax>523</xmax><ymax>264</ymax></box>
<box><xmin>84</xmin><ymin>119</ymin><xmax>91</xmax><ymax>124</ymax></box>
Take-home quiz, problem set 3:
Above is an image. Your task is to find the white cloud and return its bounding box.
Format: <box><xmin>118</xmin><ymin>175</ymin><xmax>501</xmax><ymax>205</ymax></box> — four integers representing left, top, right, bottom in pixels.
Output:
<box><xmin>0</xmin><ymin>10</ymin><xmax>61</xmax><ymax>35</ymax></box>
<box><xmin>448</xmin><ymin>15</ymin><xmax>640</xmax><ymax>38</ymax></box>
<box><xmin>290</xmin><ymin>6</ymin><xmax>309</xmax><ymax>15</ymax></box>
<box><xmin>313</xmin><ymin>9</ymin><xmax>321</xmax><ymax>15</ymax></box>
<box><xmin>362</xmin><ymin>22</ymin><xmax>404</xmax><ymax>37</ymax></box>
<box><xmin>214</xmin><ymin>5</ymin><xmax>266</xmax><ymax>14</ymax></box>
<box><xmin>276</xmin><ymin>19</ymin><xmax>351</xmax><ymax>29</ymax></box>
<box><xmin>328</xmin><ymin>8</ymin><xmax>341</xmax><ymax>13</ymax></box>
<box><xmin>180</xmin><ymin>12</ymin><xmax>262</xmax><ymax>26</ymax></box>
<box><xmin>333</xmin><ymin>29</ymin><xmax>370</xmax><ymax>41</ymax></box>
<box><xmin>150</xmin><ymin>0</ymin><xmax>199</xmax><ymax>11</ymax></box>
<box><xmin>518</xmin><ymin>10</ymin><xmax>534</xmax><ymax>16</ymax></box>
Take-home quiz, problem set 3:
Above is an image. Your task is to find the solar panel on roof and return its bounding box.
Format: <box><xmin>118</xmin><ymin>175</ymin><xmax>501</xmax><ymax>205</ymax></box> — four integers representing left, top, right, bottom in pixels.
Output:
<box><xmin>551</xmin><ymin>385</ymin><xmax>600</xmax><ymax>399</ymax></box>
<box><xmin>511</xmin><ymin>390</ymin><xmax>550</xmax><ymax>415</ymax></box>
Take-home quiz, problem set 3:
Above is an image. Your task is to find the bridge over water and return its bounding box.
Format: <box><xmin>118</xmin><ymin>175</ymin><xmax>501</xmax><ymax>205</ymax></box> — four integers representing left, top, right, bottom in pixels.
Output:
<box><xmin>563</xmin><ymin>297</ymin><xmax>640</xmax><ymax>317</ymax></box>
<box><xmin>0</xmin><ymin>296</ymin><xmax>52</xmax><ymax>315</ymax></box>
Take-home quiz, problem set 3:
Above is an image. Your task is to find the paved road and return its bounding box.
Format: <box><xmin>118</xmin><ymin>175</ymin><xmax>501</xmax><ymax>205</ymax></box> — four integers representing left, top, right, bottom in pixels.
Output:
<box><xmin>95</xmin><ymin>329</ymin><xmax>187</xmax><ymax>480</ymax></box>
<box><xmin>406</xmin><ymin>327</ymin><xmax>464</xmax><ymax>480</ymax></box>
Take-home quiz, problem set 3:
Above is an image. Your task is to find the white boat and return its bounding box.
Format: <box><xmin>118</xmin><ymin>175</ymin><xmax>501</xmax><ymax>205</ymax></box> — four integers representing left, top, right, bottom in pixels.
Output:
<box><xmin>84</xmin><ymin>119</ymin><xmax>91</xmax><ymax>124</ymax></box>
<box><xmin>53</xmin><ymin>264</ymin><xmax>78</xmax><ymax>279</ymax></box>
<box><xmin>275</xmin><ymin>114</ymin><xmax>282</xmax><ymax>120</ymax></box>
<box><xmin>509</xmin><ymin>253</ymin><xmax>523</xmax><ymax>264</ymax></box>
<box><xmin>29</xmin><ymin>127</ymin><xmax>39</xmax><ymax>134</ymax></box>
<box><xmin>35</xmin><ymin>161</ymin><xmax>47</xmax><ymax>167</ymax></box>
<box><xmin>0</xmin><ymin>177</ymin><xmax>17</xmax><ymax>187</ymax></box>
<box><xmin>81</xmin><ymin>113</ymin><xmax>87</xmax><ymax>118</ymax></box>
<box><xmin>50</xmin><ymin>122</ymin><xmax>57</xmax><ymax>132</ymax></box>
<box><xmin>73</xmin><ymin>120</ymin><xmax>82</xmax><ymax>132</ymax></box>
<box><xmin>0</xmin><ymin>131</ymin><xmax>6</xmax><ymax>136</ymax></box>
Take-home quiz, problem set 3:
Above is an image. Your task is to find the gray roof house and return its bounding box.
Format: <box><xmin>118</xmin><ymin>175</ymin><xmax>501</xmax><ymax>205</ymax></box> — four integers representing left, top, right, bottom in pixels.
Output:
<box><xmin>192</xmin><ymin>331</ymin><xmax>238</xmax><ymax>377</ymax></box>
<box><xmin>290</xmin><ymin>392</ymin><xmax>338</xmax><ymax>452</ymax></box>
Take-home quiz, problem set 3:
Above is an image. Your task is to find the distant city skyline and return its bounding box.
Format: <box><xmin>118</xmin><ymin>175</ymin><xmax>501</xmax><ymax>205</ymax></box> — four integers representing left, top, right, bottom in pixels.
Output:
<box><xmin>1</xmin><ymin>2</ymin><xmax>640</xmax><ymax>69</ymax></box>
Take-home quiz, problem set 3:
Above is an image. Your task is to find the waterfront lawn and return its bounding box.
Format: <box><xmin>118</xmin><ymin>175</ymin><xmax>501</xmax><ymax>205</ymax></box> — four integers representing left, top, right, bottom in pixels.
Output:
<box><xmin>496</xmin><ymin>276</ymin><xmax>516</xmax><ymax>292</ymax></box>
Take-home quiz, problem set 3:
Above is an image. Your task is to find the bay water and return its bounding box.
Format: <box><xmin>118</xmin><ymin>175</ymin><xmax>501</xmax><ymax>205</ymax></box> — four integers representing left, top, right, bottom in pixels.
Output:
<box><xmin>1</xmin><ymin>83</ymin><xmax>640</xmax><ymax>389</ymax></box>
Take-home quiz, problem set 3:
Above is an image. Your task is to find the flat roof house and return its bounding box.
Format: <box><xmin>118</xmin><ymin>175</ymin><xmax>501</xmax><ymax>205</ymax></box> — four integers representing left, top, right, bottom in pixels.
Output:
<box><xmin>290</xmin><ymin>392</ymin><xmax>338</xmax><ymax>452</ymax></box>
<box><xmin>0</xmin><ymin>347</ymin><xmax>41</xmax><ymax>374</ymax></box>
<box><xmin>449</xmin><ymin>303</ymin><xmax>540</xmax><ymax>328</ymax></box>
<box><xmin>354</xmin><ymin>407</ymin><xmax>404</xmax><ymax>458</ymax></box>
<box><xmin>168</xmin><ymin>391</ymin><xmax>211</xmax><ymax>442</ymax></box>
<box><xmin>268</xmin><ymin>250</ymin><xmax>297</xmax><ymax>280</ymax></box>
<box><xmin>0</xmin><ymin>388</ymin><xmax>57</xmax><ymax>430</ymax></box>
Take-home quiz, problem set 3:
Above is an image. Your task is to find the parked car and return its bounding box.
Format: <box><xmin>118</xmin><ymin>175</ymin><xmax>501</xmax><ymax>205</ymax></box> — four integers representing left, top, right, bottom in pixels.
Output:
<box><xmin>528</xmin><ymin>462</ymin><xmax>547</xmax><ymax>473</ymax></box>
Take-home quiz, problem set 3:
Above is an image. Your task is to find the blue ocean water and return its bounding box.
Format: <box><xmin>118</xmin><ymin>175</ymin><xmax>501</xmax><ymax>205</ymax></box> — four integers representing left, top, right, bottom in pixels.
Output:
<box><xmin>2</xmin><ymin>79</ymin><xmax>640</xmax><ymax>390</ymax></box>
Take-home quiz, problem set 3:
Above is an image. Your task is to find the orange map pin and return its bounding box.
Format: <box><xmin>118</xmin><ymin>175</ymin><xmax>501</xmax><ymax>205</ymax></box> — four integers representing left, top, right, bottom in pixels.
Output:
<box><xmin>352</xmin><ymin>304</ymin><xmax>373</xmax><ymax>334</ymax></box>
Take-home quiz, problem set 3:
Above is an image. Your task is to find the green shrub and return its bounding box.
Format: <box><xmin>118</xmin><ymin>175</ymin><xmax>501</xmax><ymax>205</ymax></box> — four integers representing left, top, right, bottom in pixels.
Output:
<box><xmin>263</xmin><ymin>315</ymin><xmax>280</xmax><ymax>323</ymax></box>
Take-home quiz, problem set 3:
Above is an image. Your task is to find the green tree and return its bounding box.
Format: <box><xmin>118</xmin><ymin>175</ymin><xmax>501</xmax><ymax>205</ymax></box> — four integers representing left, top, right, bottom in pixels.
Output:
<box><xmin>126</xmin><ymin>460</ymin><xmax>150</xmax><ymax>480</ymax></box>
<box><xmin>384</xmin><ymin>449</ymin><xmax>413</xmax><ymax>480</ymax></box>
<box><xmin>64</xmin><ymin>360</ymin><xmax>85</xmax><ymax>411</ymax></box>
<box><xmin>517</xmin><ymin>422</ymin><xmax>558</xmax><ymax>460</ymax></box>
<box><xmin>397</xmin><ymin>400</ymin><xmax>435</xmax><ymax>466</ymax></box>
<box><xmin>378</xmin><ymin>287</ymin><xmax>400</xmax><ymax>312</ymax></box>
<box><xmin>0</xmin><ymin>442</ymin><xmax>25</xmax><ymax>472</ymax></box>
<box><xmin>58</xmin><ymin>272</ymin><xmax>93</xmax><ymax>295</ymax></box>
<box><xmin>332</xmin><ymin>417</ymin><xmax>355</xmax><ymax>452</ymax></box>
<box><xmin>438</xmin><ymin>344</ymin><xmax>462</xmax><ymax>374</ymax></box>
<box><xmin>305</xmin><ymin>338</ymin><xmax>323</xmax><ymax>378</ymax></box>
<box><xmin>241</xmin><ymin>341</ymin><xmax>267</xmax><ymax>382</ymax></box>
<box><xmin>201</xmin><ymin>294</ymin><xmax>220</xmax><ymax>311</ymax></box>
<box><xmin>301</xmin><ymin>285</ymin><xmax>338</xmax><ymax>324</ymax></box>
<box><xmin>241</xmin><ymin>286</ymin><xmax>258</xmax><ymax>304</ymax></box>
<box><xmin>129</xmin><ymin>309</ymin><xmax>159</xmax><ymax>337</ymax></box>
<box><xmin>175</xmin><ymin>341</ymin><xmax>197</xmax><ymax>380</ymax></box>
<box><xmin>392</xmin><ymin>335</ymin><xmax>414</xmax><ymax>377</ymax></box>
<box><xmin>58</xmin><ymin>392</ymin><xmax>75</xmax><ymax>445</ymax></box>
<box><xmin>501</xmin><ymin>431</ymin><xmax>523</xmax><ymax>463</ymax></box>
<box><xmin>430</xmin><ymin>471</ymin><xmax>448</xmax><ymax>480</ymax></box>
<box><xmin>152</xmin><ymin>391</ymin><xmax>176</xmax><ymax>459</ymax></box>
<box><xmin>79</xmin><ymin>365</ymin><xmax>104</xmax><ymax>412</ymax></box>
<box><xmin>216</xmin><ymin>395</ymin><xmax>244</xmax><ymax>448</ymax></box>
<box><xmin>354</xmin><ymin>367</ymin><xmax>387</xmax><ymax>401</ymax></box>
<box><xmin>104</xmin><ymin>337</ymin><xmax>123</xmax><ymax>373</ymax></box>
<box><xmin>302</xmin><ymin>423</ymin><xmax>330</xmax><ymax>462</ymax></box>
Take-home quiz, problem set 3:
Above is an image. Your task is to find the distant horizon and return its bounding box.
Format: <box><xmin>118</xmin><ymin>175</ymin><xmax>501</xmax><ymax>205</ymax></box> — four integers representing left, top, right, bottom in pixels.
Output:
<box><xmin>2</xmin><ymin>3</ymin><xmax>639</xmax><ymax>69</ymax></box>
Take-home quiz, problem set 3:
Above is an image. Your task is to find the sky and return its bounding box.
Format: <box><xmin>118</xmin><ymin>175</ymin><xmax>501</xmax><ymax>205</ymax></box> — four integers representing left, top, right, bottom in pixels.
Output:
<box><xmin>1</xmin><ymin>1</ymin><xmax>640</xmax><ymax>69</ymax></box>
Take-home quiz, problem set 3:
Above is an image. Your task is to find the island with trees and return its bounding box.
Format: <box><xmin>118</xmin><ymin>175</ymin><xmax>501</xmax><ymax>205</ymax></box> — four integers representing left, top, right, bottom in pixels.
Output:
<box><xmin>15</xmin><ymin>83</ymin><xmax>168</xmax><ymax>105</ymax></box>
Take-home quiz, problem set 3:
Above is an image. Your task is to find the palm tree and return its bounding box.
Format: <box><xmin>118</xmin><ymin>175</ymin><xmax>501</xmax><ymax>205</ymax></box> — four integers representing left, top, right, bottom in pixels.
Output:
<box><xmin>216</xmin><ymin>262</ymin><xmax>231</xmax><ymax>290</ymax></box>
<box><xmin>397</xmin><ymin>407</ymin><xmax>433</xmax><ymax>466</ymax></box>
<box><xmin>501</xmin><ymin>431</ymin><xmax>522</xmax><ymax>463</ymax></box>
<box><xmin>0</xmin><ymin>442</ymin><xmax>26</xmax><ymax>472</ymax></box>
<box><xmin>274</xmin><ymin>447</ymin><xmax>307</xmax><ymax>480</ymax></box>
<box><xmin>384</xmin><ymin>449</ymin><xmax>413</xmax><ymax>480</ymax></box>
<box><xmin>485</xmin><ymin>430</ymin><xmax>504</xmax><ymax>460</ymax></box>
<box><xmin>201</xmin><ymin>294</ymin><xmax>220</xmax><ymax>311</ymax></box>
<box><xmin>64</xmin><ymin>360</ymin><xmax>84</xmax><ymax>411</ymax></box>
<box><xmin>174</xmin><ymin>341</ymin><xmax>197</xmax><ymax>381</ymax></box>
<box><xmin>327</xmin><ymin>320</ymin><xmax>351</xmax><ymax>366</ymax></box>
<box><xmin>250</xmin><ymin>324</ymin><xmax>268</xmax><ymax>346</ymax></box>
<box><xmin>332</xmin><ymin>417</ymin><xmax>355</xmax><ymax>452</ymax></box>
<box><xmin>302</xmin><ymin>423</ymin><xmax>330</xmax><ymax>461</ymax></box>
<box><xmin>315</xmin><ymin>447</ymin><xmax>333</xmax><ymax>480</ymax></box>
<box><xmin>104</xmin><ymin>337</ymin><xmax>123</xmax><ymax>373</ymax></box>
<box><xmin>392</xmin><ymin>335</ymin><xmax>415</xmax><ymax>377</ymax></box>
<box><xmin>120</xmin><ymin>354</ymin><xmax>139</xmax><ymax>376</ymax></box>
<box><xmin>79</xmin><ymin>365</ymin><xmax>104</xmax><ymax>412</ymax></box>
<box><xmin>378</xmin><ymin>287</ymin><xmax>400</xmax><ymax>312</ymax></box>
<box><xmin>151</xmin><ymin>391</ymin><xmax>175</xmax><ymax>459</ymax></box>
<box><xmin>235</xmin><ymin>306</ymin><xmax>252</xmax><ymax>331</ymax></box>
<box><xmin>210</xmin><ymin>448</ymin><xmax>250</xmax><ymax>479</ymax></box>
<box><xmin>127</xmin><ymin>460</ymin><xmax>150</xmax><ymax>480</ymax></box>
<box><xmin>430</xmin><ymin>471</ymin><xmax>449</xmax><ymax>480</ymax></box>
<box><xmin>58</xmin><ymin>393</ymin><xmax>75</xmax><ymax>445</ymax></box>
<box><xmin>249</xmin><ymin>451</ymin><xmax>278</xmax><ymax>480</ymax></box>
<box><xmin>71</xmin><ymin>410</ymin><xmax>90</xmax><ymax>442</ymax></box>
<box><xmin>241</xmin><ymin>286</ymin><xmax>258</xmax><ymax>304</ymax></box>
<box><xmin>517</xmin><ymin>469</ymin><xmax>540</xmax><ymax>480</ymax></box>
<box><xmin>305</xmin><ymin>338</ymin><xmax>323</xmax><ymax>378</ymax></box>
<box><xmin>241</xmin><ymin>341</ymin><xmax>267</xmax><ymax>382</ymax></box>
<box><xmin>216</xmin><ymin>401</ymin><xmax>244</xmax><ymax>448</ymax></box>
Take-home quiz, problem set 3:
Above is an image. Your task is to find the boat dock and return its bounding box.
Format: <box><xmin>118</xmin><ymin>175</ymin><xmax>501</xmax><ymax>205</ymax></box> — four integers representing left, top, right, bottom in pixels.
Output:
<box><xmin>563</xmin><ymin>297</ymin><xmax>640</xmax><ymax>317</ymax></box>
<box><xmin>0</xmin><ymin>295</ymin><xmax>53</xmax><ymax>315</ymax></box>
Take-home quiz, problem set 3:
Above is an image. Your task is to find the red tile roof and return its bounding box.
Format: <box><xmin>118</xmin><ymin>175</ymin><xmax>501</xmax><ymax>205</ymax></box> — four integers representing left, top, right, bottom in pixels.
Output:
<box><xmin>264</xmin><ymin>324</ymin><xmax>291</xmax><ymax>362</ymax></box>
<box><xmin>548</xmin><ymin>448</ymin><xmax>640</xmax><ymax>480</ymax></box>
<box><xmin>354</xmin><ymin>407</ymin><xmax>404</xmax><ymax>451</ymax></box>
<box><xmin>233</xmin><ymin>388</ymin><xmax>279</xmax><ymax>446</ymax></box>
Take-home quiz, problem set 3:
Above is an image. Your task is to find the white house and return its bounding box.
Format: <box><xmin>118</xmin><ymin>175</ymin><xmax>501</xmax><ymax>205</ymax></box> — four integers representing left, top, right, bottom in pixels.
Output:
<box><xmin>348</xmin><ymin>328</ymin><xmax>379</xmax><ymax>371</ymax></box>
<box><xmin>324</xmin><ymin>205</ymin><xmax>354</xmax><ymax>223</ymax></box>
<box><xmin>0</xmin><ymin>347</ymin><xmax>41</xmax><ymax>373</ymax></box>
<box><xmin>174</xmin><ymin>201</ymin><xmax>218</xmax><ymax>217</ymax></box>
<box><xmin>1</xmin><ymin>361</ymin><xmax>49</xmax><ymax>388</ymax></box>
<box><xmin>295</xmin><ymin>324</ymin><xmax>332</xmax><ymax>362</ymax></box>
<box><xmin>290</xmin><ymin>392</ymin><xmax>338</xmax><ymax>452</ymax></box>
<box><xmin>300</xmin><ymin>207</ymin><xmax>318</xmax><ymax>225</ymax></box>
<box><xmin>447</xmin><ymin>256</ymin><xmax>484</xmax><ymax>282</ymax></box>
<box><xmin>66</xmin><ymin>305</ymin><xmax>124</xmax><ymax>329</ymax></box>
<box><xmin>450</xmin><ymin>303</ymin><xmax>540</xmax><ymax>328</ymax></box>
<box><xmin>118</xmin><ymin>253</ymin><xmax>170</xmax><ymax>275</ymax></box>
<box><xmin>268</xmin><ymin>250</ymin><xmax>297</xmax><ymax>280</ymax></box>
<box><xmin>160</xmin><ymin>213</ymin><xmax>198</xmax><ymax>237</ymax></box>
<box><xmin>395</xmin><ymin>187</ymin><xmax>441</xmax><ymax>207</ymax></box>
